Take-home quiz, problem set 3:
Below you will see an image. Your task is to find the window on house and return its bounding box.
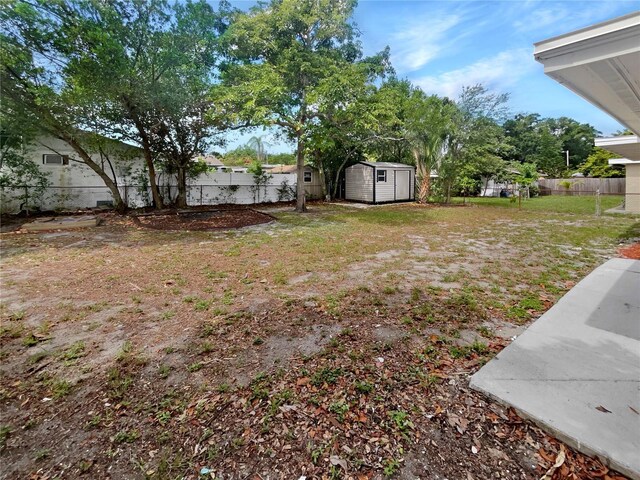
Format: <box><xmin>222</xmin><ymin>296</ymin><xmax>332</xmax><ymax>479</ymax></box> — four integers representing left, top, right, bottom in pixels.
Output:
<box><xmin>376</xmin><ymin>169</ymin><xmax>387</xmax><ymax>182</ymax></box>
<box><xmin>43</xmin><ymin>154</ymin><xmax>69</xmax><ymax>165</ymax></box>
<box><xmin>303</xmin><ymin>171</ymin><xmax>312</xmax><ymax>183</ymax></box>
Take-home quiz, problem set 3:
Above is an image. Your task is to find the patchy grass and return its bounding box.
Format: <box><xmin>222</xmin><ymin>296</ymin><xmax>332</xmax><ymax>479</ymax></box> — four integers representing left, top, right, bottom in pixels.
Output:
<box><xmin>0</xmin><ymin>201</ymin><xmax>637</xmax><ymax>479</ymax></box>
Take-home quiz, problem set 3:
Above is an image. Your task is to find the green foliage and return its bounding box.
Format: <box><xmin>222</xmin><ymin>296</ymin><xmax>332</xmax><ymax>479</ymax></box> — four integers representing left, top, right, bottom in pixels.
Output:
<box><xmin>213</xmin><ymin>0</ymin><xmax>390</xmax><ymax>210</ymax></box>
<box><xmin>0</xmin><ymin>130</ymin><xmax>50</xmax><ymax>213</ymax></box>
<box><xmin>579</xmin><ymin>147</ymin><xmax>624</xmax><ymax>178</ymax></box>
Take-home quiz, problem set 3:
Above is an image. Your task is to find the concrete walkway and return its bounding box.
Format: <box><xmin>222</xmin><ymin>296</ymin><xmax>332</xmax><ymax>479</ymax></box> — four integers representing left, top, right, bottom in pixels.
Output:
<box><xmin>470</xmin><ymin>258</ymin><xmax>640</xmax><ymax>479</ymax></box>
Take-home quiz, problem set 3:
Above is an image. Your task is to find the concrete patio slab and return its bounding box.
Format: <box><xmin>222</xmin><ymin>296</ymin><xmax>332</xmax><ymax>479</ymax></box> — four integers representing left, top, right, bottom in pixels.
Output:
<box><xmin>22</xmin><ymin>215</ymin><xmax>100</xmax><ymax>232</ymax></box>
<box><xmin>470</xmin><ymin>258</ymin><xmax>640</xmax><ymax>479</ymax></box>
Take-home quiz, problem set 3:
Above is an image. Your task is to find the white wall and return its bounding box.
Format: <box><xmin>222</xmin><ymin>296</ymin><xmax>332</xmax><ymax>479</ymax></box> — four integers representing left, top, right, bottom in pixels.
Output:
<box><xmin>1</xmin><ymin>136</ymin><xmax>320</xmax><ymax>211</ymax></box>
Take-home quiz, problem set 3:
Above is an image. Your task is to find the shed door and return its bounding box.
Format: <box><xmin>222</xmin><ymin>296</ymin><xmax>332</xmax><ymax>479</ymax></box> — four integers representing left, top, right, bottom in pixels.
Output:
<box><xmin>395</xmin><ymin>170</ymin><xmax>410</xmax><ymax>200</ymax></box>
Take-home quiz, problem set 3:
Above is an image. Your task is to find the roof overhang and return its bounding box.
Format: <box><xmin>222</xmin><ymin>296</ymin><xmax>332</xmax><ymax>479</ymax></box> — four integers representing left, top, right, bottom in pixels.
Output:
<box><xmin>596</xmin><ymin>135</ymin><xmax>640</xmax><ymax>160</ymax></box>
<box><xmin>608</xmin><ymin>158</ymin><xmax>640</xmax><ymax>165</ymax></box>
<box><xmin>534</xmin><ymin>12</ymin><xmax>640</xmax><ymax>136</ymax></box>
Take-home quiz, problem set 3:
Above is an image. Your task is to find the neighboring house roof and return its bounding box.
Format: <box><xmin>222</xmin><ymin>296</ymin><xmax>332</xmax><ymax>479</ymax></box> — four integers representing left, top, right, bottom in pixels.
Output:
<box><xmin>195</xmin><ymin>154</ymin><xmax>225</xmax><ymax>166</ymax></box>
<box><xmin>269</xmin><ymin>164</ymin><xmax>314</xmax><ymax>174</ymax></box>
<box><xmin>359</xmin><ymin>161</ymin><xmax>415</xmax><ymax>169</ymax></box>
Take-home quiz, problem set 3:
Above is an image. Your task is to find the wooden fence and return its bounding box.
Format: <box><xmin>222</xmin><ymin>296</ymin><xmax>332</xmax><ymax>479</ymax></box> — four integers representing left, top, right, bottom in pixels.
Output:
<box><xmin>538</xmin><ymin>178</ymin><xmax>625</xmax><ymax>196</ymax></box>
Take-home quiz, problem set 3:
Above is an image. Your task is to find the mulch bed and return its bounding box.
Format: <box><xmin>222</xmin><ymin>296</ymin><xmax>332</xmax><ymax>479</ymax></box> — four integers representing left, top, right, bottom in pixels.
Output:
<box><xmin>618</xmin><ymin>242</ymin><xmax>640</xmax><ymax>259</ymax></box>
<box><xmin>131</xmin><ymin>208</ymin><xmax>275</xmax><ymax>231</ymax></box>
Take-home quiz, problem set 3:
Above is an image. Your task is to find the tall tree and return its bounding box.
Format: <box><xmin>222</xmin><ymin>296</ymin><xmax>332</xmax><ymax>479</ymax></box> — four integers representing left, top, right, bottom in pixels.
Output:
<box><xmin>214</xmin><ymin>0</ymin><xmax>389</xmax><ymax>212</ymax></box>
<box><xmin>438</xmin><ymin>85</ymin><xmax>510</xmax><ymax>203</ymax></box>
<box><xmin>63</xmin><ymin>0</ymin><xmax>228</xmax><ymax>209</ymax></box>
<box><xmin>246</xmin><ymin>136</ymin><xmax>269</xmax><ymax>162</ymax></box>
<box><xmin>1</xmin><ymin>2</ymin><xmax>129</xmax><ymax>212</ymax></box>
<box><xmin>544</xmin><ymin>117</ymin><xmax>598</xmax><ymax>168</ymax></box>
<box><xmin>405</xmin><ymin>91</ymin><xmax>457</xmax><ymax>203</ymax></box>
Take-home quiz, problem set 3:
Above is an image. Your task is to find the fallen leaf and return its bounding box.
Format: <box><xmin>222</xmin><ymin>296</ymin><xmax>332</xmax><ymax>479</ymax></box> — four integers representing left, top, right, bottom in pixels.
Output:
<box><xmin>628</xmin><ymin>405</ymin><xmax>639</xmax><ymax>415</ymax></box>
<box><xmin>539</xmin><ymin>446</ymin><xmax>565</xmax><ymax>480</ymax></box>
<box><xmin>595</xmin><ymin>405</ymin><xmax>612</xmax><ymax>413</ymax></box>
<box><xmin>329</xmin><ymin>455</ymin><xmax>348</xmax><ymax>471</ymax></box>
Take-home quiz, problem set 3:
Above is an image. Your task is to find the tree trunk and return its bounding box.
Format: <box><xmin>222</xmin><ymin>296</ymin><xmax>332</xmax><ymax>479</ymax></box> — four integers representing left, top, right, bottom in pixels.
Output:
<box><xmin>63</xmin><ymin>134</ymin><xmax>127</xmax><ymax>213</ymax></box>
<box><xmin>127</xmin><ymin>101</ymin><xmax>164</xmax><ymax>209</ymax></box>
<box><xmin>295</xmin><ymin>133</ymin><xmax>306</xmax><ymax>213</ymax></box>
<box><xmin>143</xmin><ymin>147</ymin><xmax>164</xmax><ymax>209</ymax></box>
<box><xmin>176</xmin><ymin>166</ymin><xmax>188</xmax><ymax>208</ymax></box>
<box><xmin>332</xmin><ymin>156</ymin><xmax>351</xmax><ymax>200</ymax></box>
<box><xmin>417</xmin><ymin>175</ymin><xmax>430</xmax><ymax>203</ymax></box>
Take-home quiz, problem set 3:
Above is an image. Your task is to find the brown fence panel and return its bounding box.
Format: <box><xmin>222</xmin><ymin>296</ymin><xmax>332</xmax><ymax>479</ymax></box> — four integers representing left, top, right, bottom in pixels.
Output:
<box><xmin>538</xmin><ymin>178</ymin><xmax>625</xmax><ymax>196</ymax></box>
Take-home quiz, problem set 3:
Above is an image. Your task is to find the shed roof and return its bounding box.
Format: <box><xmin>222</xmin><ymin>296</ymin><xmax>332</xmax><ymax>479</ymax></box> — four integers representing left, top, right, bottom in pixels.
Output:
<box><xmin>359</xmin><ymin>161</ymin><xmax>415</xmax><ymax>169</ymax></box>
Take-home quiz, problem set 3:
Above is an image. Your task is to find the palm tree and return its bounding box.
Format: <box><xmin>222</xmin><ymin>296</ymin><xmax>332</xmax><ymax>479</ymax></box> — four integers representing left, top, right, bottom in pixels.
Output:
<box><xmin>406</xmin><ymin>94</ymin><xmax>456</xmax><ymax>203</ymax></box>
<box><xmin>246</xmin><ymin>135</ymin><xmax>270</xmax><ymax>163</ymax></box>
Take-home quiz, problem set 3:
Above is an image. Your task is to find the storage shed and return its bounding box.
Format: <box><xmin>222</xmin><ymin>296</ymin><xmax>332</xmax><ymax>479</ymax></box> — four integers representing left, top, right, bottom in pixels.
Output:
<box><xmin>345</xmin><ymin>162</ymin><xmax>415</xmax><ymax>203</ymax></box>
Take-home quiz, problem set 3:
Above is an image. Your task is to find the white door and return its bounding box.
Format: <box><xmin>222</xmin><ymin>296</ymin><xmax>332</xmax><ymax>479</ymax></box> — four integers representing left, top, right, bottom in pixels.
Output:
<box><xmin>395</xmin><ymin>170</ymin><xmax>410</xmax><ymax>200</ymax></box>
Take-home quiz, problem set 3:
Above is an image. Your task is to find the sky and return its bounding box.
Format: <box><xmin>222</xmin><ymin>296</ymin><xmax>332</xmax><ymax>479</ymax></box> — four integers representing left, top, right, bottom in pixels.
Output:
<box><xmin>223</xmin><ymin>0</ymin><xmax>640</xmax><ymax>154</ymax></box>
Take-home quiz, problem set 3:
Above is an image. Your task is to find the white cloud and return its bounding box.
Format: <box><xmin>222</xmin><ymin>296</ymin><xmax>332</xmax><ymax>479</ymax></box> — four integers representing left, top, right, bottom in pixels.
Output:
<box><xmin>390</xmin><ymin>13</ymin><xmax>464</xmax><ymax>73</ymax></box>
<box><xmin>412</xmin><ymin>48</ymin><xmax>537</xmax><ymax>99</ymax></box>
<box><xmin>513</xmin><ymin>1</ymin><xmax>623</xmax><ymax>34</ymax></box>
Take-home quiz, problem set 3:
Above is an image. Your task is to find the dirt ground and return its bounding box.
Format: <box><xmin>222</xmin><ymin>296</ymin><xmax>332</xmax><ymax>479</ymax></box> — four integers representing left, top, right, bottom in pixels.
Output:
<box><xmin>0</xmin><ymin>202</ymin><xmax>638</xmax><ymax>480</ymax></box>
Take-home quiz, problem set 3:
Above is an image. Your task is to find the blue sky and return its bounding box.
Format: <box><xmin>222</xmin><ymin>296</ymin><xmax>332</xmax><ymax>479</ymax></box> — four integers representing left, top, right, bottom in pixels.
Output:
<box><xmin>223</xmin><ymin>0</ymin><xmax>640</xmax><ymax>154</ymax></box>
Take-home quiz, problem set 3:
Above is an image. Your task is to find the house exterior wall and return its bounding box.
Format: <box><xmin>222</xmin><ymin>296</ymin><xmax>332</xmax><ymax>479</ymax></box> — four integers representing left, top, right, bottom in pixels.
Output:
<box><xmin>625</xmin><ymin>163</ymin><xmax>640</xmax><ymax>213</ymax></box>
<box><xmin>301</xmin><ymin>167</ymin><xmax>323</xmax><ymax>200</ymax></box>
<box><xmin>345</xmin><ymin>164</ymin><xmax>374</xmax><ymax>202</ymax></box>
<box><xmin>1</xmin><ymin>136</ymin><xmax>322</xmax><ymax>211</ymax></box>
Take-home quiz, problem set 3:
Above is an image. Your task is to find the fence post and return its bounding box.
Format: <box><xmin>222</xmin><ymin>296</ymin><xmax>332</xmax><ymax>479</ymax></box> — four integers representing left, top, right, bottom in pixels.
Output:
<box><xmin>200</xmin><ymin>184</ymin><xmax>203</xmax><ymax>206</ymax></box>
<box><xmin>595</xmin><ymin>188</ymin><xmax>601</xmax><ymax>216</ymax></box>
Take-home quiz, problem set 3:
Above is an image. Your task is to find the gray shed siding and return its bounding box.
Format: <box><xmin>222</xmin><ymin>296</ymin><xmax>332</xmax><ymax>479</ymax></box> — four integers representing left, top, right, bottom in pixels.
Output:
<box><xmin>345</xmin><ymin>164</ymin><xmax>374</xmax><ymax>202</ymax></box>
<box><xmin>374</xmin><ymin>168</ymin><xmax>395</xmax><ymax>202</ymax></box>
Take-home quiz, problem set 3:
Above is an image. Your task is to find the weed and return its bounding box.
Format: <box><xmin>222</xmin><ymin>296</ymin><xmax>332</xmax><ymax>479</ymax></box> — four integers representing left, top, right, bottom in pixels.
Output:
<box><xmin>187</xmin><ymin>362</ymin><xmax>203</xmax><ymax>373</ymax></box>
<box><xmin>329</xmin><ymin>400</ymin><xmax>349</xmax><ymax>422</ymax></box>
<box><xmin>62</xmin><ymin>341</ymin><xmax>85</xmax><ymax>362</ymax></box>
<box><xmin>22</xmin><ymin>333</ymin><xmax>41</xmax><ymax>347</ymax></box>
<box><xmin>199</xmin><ymin>341</ymin><xmax>214</xmax><ymax>354</ymax></box>
<box><xmin>389</xmin><ymin>410</ymin><xmax>413</xmax><ymax>432</ymax></box>
<box><xmin>86</xmin><ymin>415</ymin><xmax>102</xmax><ymax>429</ymax></box>
<box><xmin>50</xmin><ymin>379</ymin><xmax>72</xmax><ymax>398</ymax></box>
<box><xmin>158</xmin><ymin>365</ymin><xmax>171</xmax><ymax>379</ymax></box>
<box><xmin>161</xmin><ymin>310</ymin><xmax>175</xmax><ymax>321</ymax></box>
<box><xmin>253</xmin><ymin>337</ymin><xmax>264</xmax><ymax>346</ymax></box>
<box><xmin>201</xmin><ymin>322</ymin><xmax>216</xmax><ymax>337</ymax></box>
<box><xmin>0</xmin><ymin>425</ymin><xmax>10</xmax><ymax>449</ymax></box>
<box><xmin>354</xmin><ymin>381</ymin><xmax>373</xmax><ymax>394</ymax></box>
<box><xmin>383</xmin><ymin>457</ymin><xmax>400</xmax><ymax>476</ymax></box>
<box><xmin>477</xmin><ymin>326</ymin><xmax>494</xmax><ymax>338</ymax></box>
<box><xmin>28</xmin><ymin>350</ymin><xmax>49</xmax><ymax>365</ymax></box>
<box><xmin>194</xmin><ymin>299</ymin><xmax>212</xmax><ymax>312</ymax></box>
<box><xmin>34</xmin><ymin>449</ymin><xmax>50</xmax><ymax>461</ymax></box>
<box><xmin>409</xmin><ymin>287</ymin><xmax>421</xmax><ymax>303</ymax></box>
<box><xmin>113</xmin><ymin>429</ymin><xmax>139</xmax><ymax>444</ymax></box>
<box><xmin>216</xmin><ymin>383</ymin><xmax>231</xmax><ymax>393</ymax></box>
<box><xmin>156</xmin><ymin>411</ymin><xmax>171</xmax><ymax>425</ymax></box>
<box><xmin>107</xmin><ymin>368</ymin><xmax>133</xmax><ymax>400</ymax></box>
<box><xmin>311</xmin><ymin>367</ymin><xmax>342</xmax><ymax>387</ymax></box>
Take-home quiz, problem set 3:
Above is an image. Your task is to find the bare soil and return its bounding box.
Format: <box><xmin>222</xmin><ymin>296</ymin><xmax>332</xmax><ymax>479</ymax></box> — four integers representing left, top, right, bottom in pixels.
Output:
<box><xmin>0</xmin><ymin>203</ymin><xmax>636</xmax><ymax>480</ymax></box>
<box><xmin>132</xmin><ymin>209</ymin><xmax>275</xmax><ymax>231</ymax></box>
